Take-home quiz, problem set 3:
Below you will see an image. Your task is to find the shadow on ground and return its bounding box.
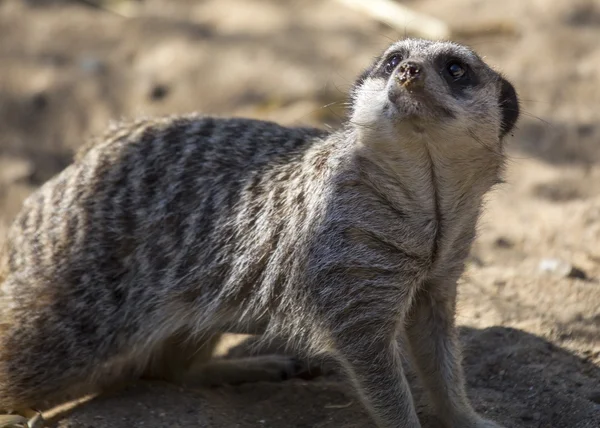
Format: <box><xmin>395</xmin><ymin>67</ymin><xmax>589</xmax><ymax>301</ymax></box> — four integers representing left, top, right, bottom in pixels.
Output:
<box><xmin>47</xmin><ymin>327</ymin><xmax>600</xmax><ymax>428</ymax></box>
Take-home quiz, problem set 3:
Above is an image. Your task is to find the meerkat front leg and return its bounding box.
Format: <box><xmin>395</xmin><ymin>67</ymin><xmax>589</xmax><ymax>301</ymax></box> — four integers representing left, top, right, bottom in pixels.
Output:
<box><xmin>320</xmin><ymin>284</ymin><xmax>422</xmax><ymax>428</ymax></box>
<box><xmin>333</xmin><ymin>325</ymin><xmax>422</xmax><ymax>428</ymax></box>
<box><xmin>405</xmin><ymin>283</ymin><xmax>503</xmax><ymax>428</ymax></box>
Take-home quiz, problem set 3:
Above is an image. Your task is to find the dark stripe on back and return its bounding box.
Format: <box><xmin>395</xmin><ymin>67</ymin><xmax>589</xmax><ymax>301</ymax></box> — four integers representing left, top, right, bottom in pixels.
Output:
<box><xmin>29</xmin><ymin>192</ymin><xmax>46</xmax><ymax>266</ymax></box>
<box><xmin>196</xmin><ymin>116</ymin><xmax>216</xmax><ymax>139</ymax></box>
<box><xmin>48</xmin><ymin>176</ymin><xmax>67</xmax><ymax>256</ymax></box>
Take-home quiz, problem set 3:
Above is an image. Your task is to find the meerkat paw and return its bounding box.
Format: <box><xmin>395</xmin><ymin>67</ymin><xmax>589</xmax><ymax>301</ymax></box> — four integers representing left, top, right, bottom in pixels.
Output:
<box><xmin>0</xmin><ymin>415</ymin><xmax>27</xmax><ymax>428</ymax></box>
<box><xmin>0</xmin><ymin>409</ymin><xmax>44</xmax><ymax>428</ymax></box>
<box><xmin>232</xmin><ymin>355</ymin><xmax>313</xmax><ymax>382</ymax></box>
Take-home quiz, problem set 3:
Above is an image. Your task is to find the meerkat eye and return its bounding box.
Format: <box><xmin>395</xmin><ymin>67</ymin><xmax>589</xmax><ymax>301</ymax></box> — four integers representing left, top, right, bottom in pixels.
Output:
<box><xmin>384</xmin><ymin>55</ymin><xmax>402</xmax><ymax>74</ymax></box>
<box><xmin>447</xmin><ymin>61</ymin><xmax>467</xmax><ymax>80</ymax></box>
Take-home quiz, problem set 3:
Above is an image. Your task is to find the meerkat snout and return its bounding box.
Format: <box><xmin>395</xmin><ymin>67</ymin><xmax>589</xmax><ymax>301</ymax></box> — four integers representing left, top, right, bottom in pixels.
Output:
<box><xmin>395</xmin><ymin>60</ymin><xmax>423</xmax><ymax>88</ymax></box>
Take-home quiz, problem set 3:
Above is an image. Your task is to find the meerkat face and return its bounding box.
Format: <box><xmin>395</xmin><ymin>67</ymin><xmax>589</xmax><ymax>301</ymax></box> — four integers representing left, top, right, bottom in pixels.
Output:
<box><xmin>350</xmin><ymin>39</ymin><xmax>519</xmax><ymax>143</ymax></box>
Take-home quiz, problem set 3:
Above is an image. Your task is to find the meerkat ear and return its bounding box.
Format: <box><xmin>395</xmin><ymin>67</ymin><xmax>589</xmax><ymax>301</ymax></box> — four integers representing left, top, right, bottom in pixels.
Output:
<box><xmin>498</xmin><ymin>76</ymin><xmax>520</xmax><ymax>138</ymax></box>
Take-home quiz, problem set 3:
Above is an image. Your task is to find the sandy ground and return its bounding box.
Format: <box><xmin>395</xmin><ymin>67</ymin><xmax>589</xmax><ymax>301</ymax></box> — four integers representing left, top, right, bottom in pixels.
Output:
<box><xmin>0</xmin><ymin>0</ymin><xmax>599</xmax><ymax>427</ymax></box>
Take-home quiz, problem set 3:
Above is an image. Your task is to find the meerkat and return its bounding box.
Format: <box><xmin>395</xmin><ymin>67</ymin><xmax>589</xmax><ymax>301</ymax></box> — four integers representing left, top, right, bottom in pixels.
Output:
<box><xmin>0</xmin><ymin>38</ymin><xmax>519</xmax><ymax>428</ymax></box>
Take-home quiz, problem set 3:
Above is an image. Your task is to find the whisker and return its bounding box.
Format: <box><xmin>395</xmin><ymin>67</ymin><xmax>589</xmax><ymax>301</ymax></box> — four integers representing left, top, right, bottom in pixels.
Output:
<box><xmin>290</xmin><ymin>101</ymin><xmax>349</xmax><ymax>126</ymax></box>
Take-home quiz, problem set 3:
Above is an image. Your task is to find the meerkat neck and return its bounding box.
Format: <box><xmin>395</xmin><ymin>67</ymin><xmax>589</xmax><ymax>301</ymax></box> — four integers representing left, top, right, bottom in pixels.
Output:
<box><xmin>425</xmin><ymin>135</ymin><xmax>503</xmax><ymax>274</ymax></box>
<box><xmin>350</xmin><ymin>126</ymin><xmax>503</xmax><ymax>273</ymax></box>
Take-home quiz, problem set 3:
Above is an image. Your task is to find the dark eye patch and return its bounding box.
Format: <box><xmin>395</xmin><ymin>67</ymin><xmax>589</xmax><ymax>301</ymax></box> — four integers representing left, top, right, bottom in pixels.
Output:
<box><xmin>436</xmin><ymin>55</ymin><xmax>479</xmax><ymax>96</ymax></box>
<box><xmin>347</xmin><ymin>50</ymin><xmax>405</xmax><ymax>116</ymax></box>
<box><xmin>383</xmin><ymin>54</ymin><xmax>403</xmax><ymax>75</ymax></box>
<box><xmin>369</xmin><ymin>49</ymin><xmax>408</xmax><ymax>80</ymax></box>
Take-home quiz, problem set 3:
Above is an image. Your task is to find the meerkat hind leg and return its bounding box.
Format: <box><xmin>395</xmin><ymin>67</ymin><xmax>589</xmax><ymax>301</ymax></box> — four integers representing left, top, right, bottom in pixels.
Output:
<box><xmin>144</xmin><ymin>332</ymin><xmax>313</xmax><ymax>387</ymax></box>
<box><xmin>184</xmin><ymin>354</ymin><xmax>311</xmax><ymax>387</ymax></box>
<box><xmin>142</xmin><ymin>331</ymin><xmax>222</xmax><ymax>383</ymax></box>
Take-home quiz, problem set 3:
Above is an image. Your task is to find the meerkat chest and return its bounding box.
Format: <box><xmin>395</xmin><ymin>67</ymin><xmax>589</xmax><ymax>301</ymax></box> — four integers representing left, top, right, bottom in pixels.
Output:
<box><xmin>425</xmin><ymin>186</ymin><xmax>485</xmax><ymax>281</ymax></box>
<box><xmin>332</xmin><ymin>164</ymin><xmax>484</xmax><ymax>283</ymax></box>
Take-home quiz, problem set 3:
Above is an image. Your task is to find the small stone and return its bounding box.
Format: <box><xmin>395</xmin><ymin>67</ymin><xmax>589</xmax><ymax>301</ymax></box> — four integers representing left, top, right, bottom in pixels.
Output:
<box><xmin>538</xmin><ymin>258</ymin><xmax>588</xmax><ymax>280</ymax></box>
<box><xmin>568</xmin><ymin>266</ymin><xmax>588</xmax><ymax>280</ymax></box>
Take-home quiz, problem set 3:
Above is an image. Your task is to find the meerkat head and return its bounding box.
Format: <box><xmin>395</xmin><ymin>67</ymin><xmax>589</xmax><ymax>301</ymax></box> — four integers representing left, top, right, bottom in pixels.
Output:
<box><xmin>349</xmin><ymin>39</ymin><xmax>519</xmax><ymax>147</ymax></box>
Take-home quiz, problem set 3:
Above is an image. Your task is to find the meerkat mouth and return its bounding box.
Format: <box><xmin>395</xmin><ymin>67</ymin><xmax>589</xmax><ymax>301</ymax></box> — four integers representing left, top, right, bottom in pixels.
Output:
<box><xmin>384</xmin><ymin>58</ymin><xmax>456</xmax><ymax>123</ymax></box>
<box><xmin>387</xmin><ymin>88</ymin><xmax>455</xmax><ymax>124</ymax></box>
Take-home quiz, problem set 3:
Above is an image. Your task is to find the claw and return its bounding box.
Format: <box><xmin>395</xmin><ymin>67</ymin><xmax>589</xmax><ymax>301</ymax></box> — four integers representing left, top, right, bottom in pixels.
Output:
<box><xmin>26</xmin><ymin>412</ymin><xmax>44</xmax><ymax>428</ymax></box>
<box><xmin>0</xmin><ymin>410</ymin><xmax>44</xmax><ymax>428</ymax></box>
<box><xmin>0</xmin><ymin>415</ymin><xmax>27</xmax><ymax>428</ymax></box>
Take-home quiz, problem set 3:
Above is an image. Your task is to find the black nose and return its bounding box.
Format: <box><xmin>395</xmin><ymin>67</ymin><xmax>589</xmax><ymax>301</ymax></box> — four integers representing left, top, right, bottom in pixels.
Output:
<box><xmin>397</xmin><ymin>61</ymin><xmax>423</xmax><ymax>85</ymax></box>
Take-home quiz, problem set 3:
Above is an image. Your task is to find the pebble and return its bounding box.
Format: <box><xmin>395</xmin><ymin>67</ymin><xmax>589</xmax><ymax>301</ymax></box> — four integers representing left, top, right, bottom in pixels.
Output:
<box><xmin>538</xmin><ymin>258</ymin><xmax>588</xmax><ymax>280</ymax></box>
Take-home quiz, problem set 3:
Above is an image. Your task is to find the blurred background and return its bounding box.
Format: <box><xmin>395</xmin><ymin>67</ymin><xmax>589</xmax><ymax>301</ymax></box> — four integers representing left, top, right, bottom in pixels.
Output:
<box><xmin>0</xmin><ymin>0</ymin><xmax>599</xmax><ymax>427</ymax></box>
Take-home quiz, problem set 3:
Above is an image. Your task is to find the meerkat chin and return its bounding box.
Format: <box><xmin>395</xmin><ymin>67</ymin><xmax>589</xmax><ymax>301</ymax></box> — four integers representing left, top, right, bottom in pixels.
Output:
<box><xmin>0</xmin><ymin>39</ymin><xmax>518</xmax><ymax>428</ymax></box>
